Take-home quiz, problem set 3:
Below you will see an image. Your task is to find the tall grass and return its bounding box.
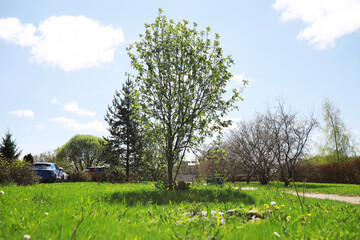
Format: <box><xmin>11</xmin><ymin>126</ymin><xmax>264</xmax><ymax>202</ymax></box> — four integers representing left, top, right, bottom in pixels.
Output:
<box><xmin>0</xmin><ymin>182</ymin><xmax>359</xmax><ymax>239</ymax></box>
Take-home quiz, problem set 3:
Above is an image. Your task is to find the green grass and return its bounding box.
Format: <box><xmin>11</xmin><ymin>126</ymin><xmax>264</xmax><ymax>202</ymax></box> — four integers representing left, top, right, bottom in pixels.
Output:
<box><xmin>240</xmin><ymin>181</ymin><xmax>360</xmax><ymax>196</ymax></box>
<box><xmin>0</xmin><ymin>182</ymin><xmax>359</xmax><ymax>239</ymax></box>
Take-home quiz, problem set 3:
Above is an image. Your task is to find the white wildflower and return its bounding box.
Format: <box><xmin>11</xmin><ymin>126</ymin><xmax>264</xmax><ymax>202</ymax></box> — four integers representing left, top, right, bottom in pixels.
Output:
<box><xmin>0</xmin><ymin>190</ymin><xmax>4</xmax><ymax>195</ymax></box>
<box><xmin>273</xmin><ymin>232</ymin><xmax>280</xmax><ymax>238</ymax></box>
<box><xmin>24</xmin><ymin>234</ymin><xmax>31</xmax><ymax>239</ymax></box>
<box><xmin>270</xmin><ymin>201</ymin><xmax>276</xmax><ymax>205</ymax></box>
<box><xmin>45</xmin><ymin>212</ymin><xmax>49</xmax><ymax>216</ymax></box>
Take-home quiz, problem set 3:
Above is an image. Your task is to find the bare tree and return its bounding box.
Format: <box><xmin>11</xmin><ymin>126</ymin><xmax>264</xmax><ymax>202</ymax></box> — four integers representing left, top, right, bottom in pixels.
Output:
<box><xmin>268</xmin><ymin>101</ymin><xmax>318</xmax><ymax>186</ymax></box>
<box><xmin>226</xmin><ymin>122</ymin><xmax>256</xmax><ymax>184</ymax></box>
<box><xmin>226</xmin><ymin>115</ymin><xmax>277</xmax><ymax>185</ymax></box>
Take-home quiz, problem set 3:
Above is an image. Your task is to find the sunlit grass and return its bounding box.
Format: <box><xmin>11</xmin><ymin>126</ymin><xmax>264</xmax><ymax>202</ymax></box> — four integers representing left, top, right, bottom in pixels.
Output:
<box><xmin>0</xmin><ymin>182</ymin><xmax>359</xmax><ymax>239</ymax></box>
<box><xmin>239</xmin><ymin>181</ymin><xmax>360</xmax><ymax>196</ymax></box>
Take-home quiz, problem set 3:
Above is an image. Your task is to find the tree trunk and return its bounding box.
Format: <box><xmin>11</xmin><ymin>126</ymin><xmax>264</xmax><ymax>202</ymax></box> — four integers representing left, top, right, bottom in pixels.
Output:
<box><xmin>168</xmin><ymin>157</ymin><xmax>173</xmax><ymax>190</ymax></box>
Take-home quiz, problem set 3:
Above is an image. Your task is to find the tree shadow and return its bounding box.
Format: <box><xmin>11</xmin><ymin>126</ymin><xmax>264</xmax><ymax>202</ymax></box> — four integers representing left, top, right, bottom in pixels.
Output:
<box><xmin>106</xmin><ymin>188</ymin><xmax>255</xmax><ymax>206</ymax></box>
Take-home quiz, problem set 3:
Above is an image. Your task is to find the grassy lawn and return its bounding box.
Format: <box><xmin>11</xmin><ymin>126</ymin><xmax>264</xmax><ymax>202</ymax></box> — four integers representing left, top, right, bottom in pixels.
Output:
<box><xmin>0</xmin><ymin>182</ymin><xmax>359</xmax><ymax>239</ymax></box>
<box><xmin>236</xmin><ymin>181</ymin><xmax>360</xmax><ymax>196</ymax></box>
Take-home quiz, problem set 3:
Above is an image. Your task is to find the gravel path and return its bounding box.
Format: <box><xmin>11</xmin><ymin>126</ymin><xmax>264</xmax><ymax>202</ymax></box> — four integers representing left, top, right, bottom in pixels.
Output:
<box><xmin>287</xmin><ymin>191</ymin><xmax>360</xmax><ymax>205</ymax></box>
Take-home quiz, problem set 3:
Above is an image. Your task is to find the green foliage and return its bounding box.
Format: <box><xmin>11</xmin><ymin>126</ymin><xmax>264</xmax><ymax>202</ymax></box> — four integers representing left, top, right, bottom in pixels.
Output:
<box><xmin>0</xmin><ymin>158</ymin><xmax>39</xmax><ymax>185</ymax></box>
<box><xmin>1</xmin><ymin>182</ymin><xmax>360</xmax><ymax>239</ymax></box>
<box><xmin>23</xmin><ymin>153</ymin><xmax>34</xmax><ymax>164</ymax></box>
<box><xmin>0</xmin><ymin>130</ymin><xmax>22</xmax><ymax>161</ymax></box>
<box><xmin>321</xmin><ymin>98</ymin><xmax>356</xmax><ymax>163</ymax></box>
<box><xmin>104</xmin><ymin>78</ymin><xmax>144</xmax><ymax>179</ymax></box>
<box><xmin>127</xmin><ymin>9</ymin><xmax>246</xmax><ymax>189</ymax></box>
<box><xmin>175</xmin><ymin>181</ymin><xmax>191</xmax><ymax>190</ymax></box>
<box><xmin>154</xmin><ymin>180</ymin><xmax>169</xmax><ymax>190</ymax></box>
<box><xmin>55</xmin><ymin>135</ymin><xmax>107</xmax><ymax>171</ymax></box>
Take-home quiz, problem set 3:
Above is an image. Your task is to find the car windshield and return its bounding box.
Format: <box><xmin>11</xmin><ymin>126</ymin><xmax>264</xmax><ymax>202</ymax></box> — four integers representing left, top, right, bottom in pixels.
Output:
<box><xmin>33</xmin><ymin>164</ymin><xmax>52</xmax><ymax>170</ymax></box>
<box><xmin>83</xmin><ymin>168</ymin><xmax>91</xmax><ymax>172</ymax></box>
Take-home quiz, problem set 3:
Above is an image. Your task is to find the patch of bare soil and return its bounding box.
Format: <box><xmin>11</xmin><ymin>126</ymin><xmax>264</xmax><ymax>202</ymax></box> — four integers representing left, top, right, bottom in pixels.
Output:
<box><xmin>287</xmin><ymin>192</ymin><xmax>360</xmax><ymax>205</ymax></box>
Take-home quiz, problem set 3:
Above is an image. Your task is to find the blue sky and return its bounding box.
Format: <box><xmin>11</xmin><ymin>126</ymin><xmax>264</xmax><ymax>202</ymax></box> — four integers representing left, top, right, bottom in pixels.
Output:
<box><xmin>1</xmin><ymin>0</ymin><xmax>359</xmax><ymax>157</ymax></box>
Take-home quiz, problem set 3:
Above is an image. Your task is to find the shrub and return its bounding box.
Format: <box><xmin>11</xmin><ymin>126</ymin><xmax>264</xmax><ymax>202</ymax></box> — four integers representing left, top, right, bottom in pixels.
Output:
<box><xmin>154</xmin><ymin>181</ymin><xmax>169</xmax><ymax>190</ymax></box>
<box><xmin>0</xmin><ymin>158</ymin><xmax>39</xmax><ymax>185</ymax></box>
<box><xmin>174</xmin><ymin>181</ymin><xmax>191</xmax><ymax>190</ymax></box>
<box><xmin>90</xmin><ymin>172</ymin><xmax>107</xmax><ymax>182</ymax></box>
<box><xmin>294</xmin><ymin>158</ymin><xmax>360</xmax><ymax>184</ymax></box>
<box><xmin>69</xmin><ymin>171</ymin><xmax>90</xmax><ymax>182</ymax></box>
<box><xmin>105</xmin><ymin>170</ymin><xmax>126</xmax><ymax>183</ymax></box>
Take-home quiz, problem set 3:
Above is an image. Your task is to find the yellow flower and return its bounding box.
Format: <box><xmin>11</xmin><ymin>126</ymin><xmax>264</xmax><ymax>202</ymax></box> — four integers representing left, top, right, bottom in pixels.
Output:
<box><xmin>24</xmin><ymin>198</ymin><xmax>28</xmax><ymax>201</ymax></box>
<box><xmin>307</xmin><ymin>213</ymin><xmax>311</xmax><ymax>217</ymax></box>
<box><xmin>264</xmin><ymin>204</ymin><xmax>269</xmax><ymax>209</ymax></box>
<box><xmin>325</xmin><ymin>210</ymin><xmax>329</xmax><ymax>213</ymax></box>
<box><xmin>281</xmin><ymin>204</ymin><xmax>285</xmax><ymax>208</ymax></box>
<box><xmin>286</xmin><ymin>215</ymin><xmax>291</xmax><ymax>221</ymax></box>
<box><xmin>275</xmin><ymin>205</ymin><xmax>280</xmax><ymax>210</ymax></box>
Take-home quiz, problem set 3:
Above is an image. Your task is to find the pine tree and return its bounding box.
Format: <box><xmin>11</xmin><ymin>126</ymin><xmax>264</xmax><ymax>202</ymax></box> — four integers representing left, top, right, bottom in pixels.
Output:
<box><xmin>23</xmin><ymin>153</ymin><xmax>34</xmax><ymax>164</ymax></box>
<box><xmin>0</xmin><ymin>130</ymin><xmax>22</xmax><ymax>161</ymax></box>
<box><xmin>104</xmin><ymin>78</ymin><xmax>143</xmax><ymax>179</ymax></box>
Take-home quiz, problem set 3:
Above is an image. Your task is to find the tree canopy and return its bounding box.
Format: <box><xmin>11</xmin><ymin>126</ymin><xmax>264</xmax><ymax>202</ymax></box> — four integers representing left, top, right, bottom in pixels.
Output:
<box><xmin>0</xmin><ymin>130</ymin><xmax>22</xmax><ymax>161</ymax></box>
<box><xmin>322</xmin><ymin>98</ymin><xmax>355</xmax><ymax>162</ymax></box>
<box><xmin>127</xmin><ymin>9</ymin><xmax>246</xmax><ymax>189</ymax></box>
<box><xmin>56</xmin><ymin>135</ymin><xmax>107</xmax><ymax>171</ymax></box>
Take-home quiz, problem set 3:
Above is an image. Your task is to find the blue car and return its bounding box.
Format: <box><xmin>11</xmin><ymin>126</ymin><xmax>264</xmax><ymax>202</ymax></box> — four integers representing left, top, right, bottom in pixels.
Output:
<box><xmin>33</xmin><ymin>162</ymin><xmax>62</xmax><ymax>183</ymax></box>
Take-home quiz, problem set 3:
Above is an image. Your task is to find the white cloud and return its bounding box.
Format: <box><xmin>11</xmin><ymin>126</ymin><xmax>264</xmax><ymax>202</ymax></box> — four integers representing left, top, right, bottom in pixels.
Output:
<box><xmin>273</xmin><ymin>0</ymin><xmax>360</xmax><ymax>49</ymax></box>
<box><xmin>63</xmin><ymin>101</ymin><xmax>96</xmax><ymax>116</ymax></box>
<box><xmin>50</xmin><ymin>117</ymin><xmax>106</xmax><ymax>133</ymax></box>
<box><xmin>0</xmin><ymin>15</ymin><xmax>124</xmax><ymax>71</ymax></box>
<box><xmin>51</xmin><ymin>97</ymin><xmax>60</xmax><ymax>104</ymax></box>
<box><xmin>0</xmin><ymin>17</ymin><xmax>38</xmax><ymax>47</ymax></box>
<box><xmin>9</xmin><ymin>109</ymin><xmax>34</xmax><ymax>118</ymax></box>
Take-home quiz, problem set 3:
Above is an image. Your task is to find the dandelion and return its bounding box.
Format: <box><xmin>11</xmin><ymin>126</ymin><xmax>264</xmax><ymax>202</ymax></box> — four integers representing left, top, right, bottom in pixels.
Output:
<box><xmin>24</xmin><ymin>198</ymin><xmax>28</xmax><ymax>201</ymax></box>
<box><xmin>325</xmin><ymin>210</ymin><xmax>328</xmax><ymax>213</ymax></box>
<box><xmin>264</xmin><ymin>204</ymin><xmax>270</xmax><ymax>209</ymax></box>
<box><xmin>273</xmin><ymin>232</ymin><xmax>281</xmax><ymax>238</ymax></box>
<box><xmin>275</xmin><ymin>205</ymin><xmax>280</xmax><ymax>210</ymax></box>
<box><xmin>24</xmin><ymin>234</ymin><xmax>30</xmax><ymax>239</ymax></box>
<box><xmin>281</xmin><ymin>204</ymin><xmax>285</xmax><ymax>208</ymax></box>
<box><xmin>286</xmin><ymin>216</ymin><xmax>291</xmax><ymax>221</ymax></box>
<box><xmin>45</xmin><ymin>212</ymin><xmax>49</xmax><ymax>216</ymax></box>
<box><xmin>0</xmin><ymin>190</ymin><xmax>4</xmax><ymax>195</ymax></box>
<box><xmin>270</xmin><ymin>201</ymin><xmax>276</xmax><ymax>206</ymax></box>
<box><xmin>307</xmin><ymin>213</ymin><xmax>312</xmax><ymax>217</ymax></box>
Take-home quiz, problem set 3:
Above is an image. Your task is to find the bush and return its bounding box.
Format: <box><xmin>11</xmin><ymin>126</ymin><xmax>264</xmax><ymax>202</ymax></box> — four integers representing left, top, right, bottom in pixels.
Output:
<box><xmin>294</xmin><ymin>158</ymin><xmax>360</xmax><ymax>184</ymax></box>
<box><xmin>105</xmin><ymin>170</ymin><xmax>126</xmax><ymax>183</ymax></box>
<box><xmin>0</xmin><ymin>158</ymin><xmax>39</xmax><ymax>185</ymax></box>
<box><xmin>69</xmin><ymin>171</ymin><xmax>90</xmax><ymax>182</ymax></box>
<box><xmin>174</xmin><ymin>181</ymin><xmax>191</xmax><ymax>190</ymax></box>
<box><xmin>69</xmin><ymin>168</ymin><xmax>127</xmax><ymax>183</ymax></box>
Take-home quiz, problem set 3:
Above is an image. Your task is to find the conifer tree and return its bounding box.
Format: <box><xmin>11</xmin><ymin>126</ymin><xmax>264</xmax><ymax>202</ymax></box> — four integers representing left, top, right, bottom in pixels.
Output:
<box><xmin>104</xmin><ymin>78</ymin><xmax>143</xmax><ymax>179</ymax></box>
<box><xmin>0</xmin><ymin>130</ymin><xmax>22</xmax><ymax>161</ymax></box>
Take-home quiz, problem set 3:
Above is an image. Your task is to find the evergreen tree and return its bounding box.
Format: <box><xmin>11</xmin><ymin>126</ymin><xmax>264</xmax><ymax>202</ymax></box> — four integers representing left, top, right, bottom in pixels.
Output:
<box><xmin>104</xmin><ymin>78</ymin><xmax>143</xmax><ymax>179</ymax></box>
<box><xmin>0</xmin><ymin>130</ymin><xmax>22</xmax><ymax>161</ymax></box>
<box><xmin>23</xmin><ymin>153</ymin><xmax>34</xmax><ymax>164</ymax></box>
